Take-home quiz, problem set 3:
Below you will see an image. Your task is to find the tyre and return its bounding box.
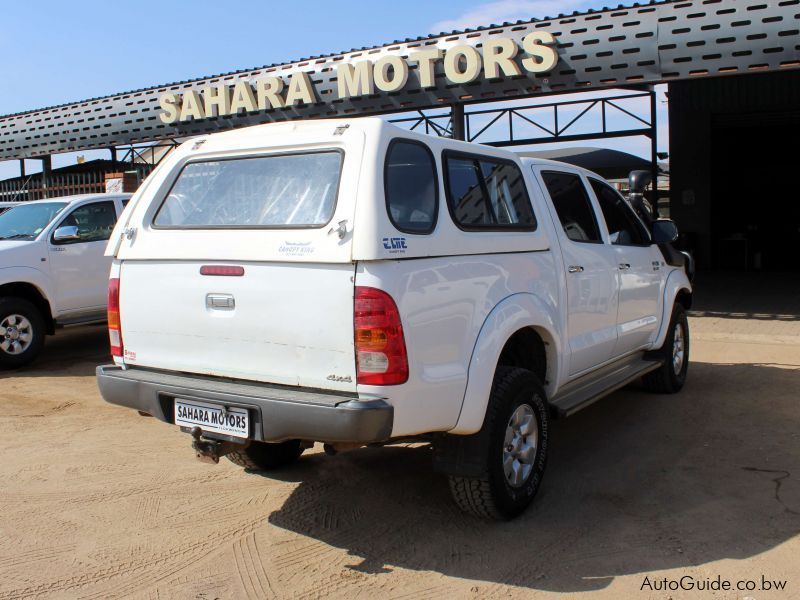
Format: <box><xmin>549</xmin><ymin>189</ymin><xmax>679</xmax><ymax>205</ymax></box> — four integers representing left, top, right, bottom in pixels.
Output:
<box><xmin>227</xmin><ymin>439</ymin><xmax>304</xmax><ymax>470</ymax></box>
<box><xmin>643</xmin><ymin>303</ymin><xmax>689</xmax><ymax>394</ymax></box>
<box><xmin>0</xmin><ymin>297</ymin><xmax>46</xmax><ymax>369</ymax></box>
<box><xmin>448</xmin><ymin>367</ymin><xmax>549</xmax><ymax>520</ymax></box>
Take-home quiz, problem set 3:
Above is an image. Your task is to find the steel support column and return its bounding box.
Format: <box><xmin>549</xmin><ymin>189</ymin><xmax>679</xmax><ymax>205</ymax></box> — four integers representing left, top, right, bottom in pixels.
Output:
<box><xmin>649</xmin><ymin>90</ymin><xmax>659</xmax><ymax>217</ymax></box>
<box><xmin>40</xmin><ymin>156</ymin><xmax>52</xmax><ymax>196</ymax></box>
<box><xmin>451</xmin><ymin>104</ymin><xmax>466</xmax><ymax>141</ymax></box>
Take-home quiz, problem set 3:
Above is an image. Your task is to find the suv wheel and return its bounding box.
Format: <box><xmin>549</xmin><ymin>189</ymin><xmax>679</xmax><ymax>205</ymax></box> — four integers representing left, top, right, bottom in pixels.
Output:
<box><xmin>643</xmin><ymin>303</ymin><xmax>689</xmax><ymax>393</ymax></box>
<box><xmin>227</xmin><ymin>439</ymin><xmax>304</xmax><ymax>471</ymax></box>
<box><xmin>0</xmin><ymin>298</ymin><xmax>45</xmax><ymax>369</ymax></box>
<box><xmin>448</xmin><ymin>367</ymin><xmax>549</xmax><ymax>520</ymax></box>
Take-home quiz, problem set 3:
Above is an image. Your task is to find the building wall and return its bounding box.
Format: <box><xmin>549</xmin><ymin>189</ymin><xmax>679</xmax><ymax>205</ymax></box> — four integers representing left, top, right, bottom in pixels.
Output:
<box><xmin>668</xmin><ymin>71</ymin><xmax>800</xmax><ymax>269</ymax></box>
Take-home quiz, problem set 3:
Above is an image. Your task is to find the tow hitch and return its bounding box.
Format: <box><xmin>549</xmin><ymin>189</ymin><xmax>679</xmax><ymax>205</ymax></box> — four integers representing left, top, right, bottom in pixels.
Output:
<box><xmin>190</xmin><ymin>427</ymin><xmax>247</xmax><ymax>464</ymax></box>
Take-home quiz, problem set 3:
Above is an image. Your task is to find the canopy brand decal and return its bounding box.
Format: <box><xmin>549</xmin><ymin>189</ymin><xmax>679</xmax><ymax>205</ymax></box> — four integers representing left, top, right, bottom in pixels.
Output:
<box><xmin>158</xmin><ymin>32</ymin><xmax>558</xmax><ymax>124</ymax></box>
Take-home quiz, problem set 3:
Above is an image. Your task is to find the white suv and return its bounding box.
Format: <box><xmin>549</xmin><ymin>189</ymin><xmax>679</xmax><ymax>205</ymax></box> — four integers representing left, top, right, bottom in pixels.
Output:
<box><xmin>97</xmin><ymin>118</ymin><xmax>691</xmax><ymax>519</ymax></box>
<box><xmin>0</xmin><ymin>193</ymin><xmax>130</xmax><ymax>367</ymax></box>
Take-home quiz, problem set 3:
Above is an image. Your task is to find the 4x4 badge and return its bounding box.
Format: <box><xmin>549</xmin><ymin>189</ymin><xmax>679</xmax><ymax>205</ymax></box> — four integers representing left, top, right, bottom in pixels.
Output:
<box><xmin>327</xmin><ymin>374</ymin><xmax>352</xmax><ymax>383</ymax></box>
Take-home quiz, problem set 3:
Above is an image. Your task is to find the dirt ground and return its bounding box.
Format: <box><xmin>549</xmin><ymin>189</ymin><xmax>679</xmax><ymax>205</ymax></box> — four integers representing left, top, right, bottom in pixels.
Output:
<box><xmin>1</xmin><ymin>282</ymin><xmax>799</xmax><ymax>599</ymax></box>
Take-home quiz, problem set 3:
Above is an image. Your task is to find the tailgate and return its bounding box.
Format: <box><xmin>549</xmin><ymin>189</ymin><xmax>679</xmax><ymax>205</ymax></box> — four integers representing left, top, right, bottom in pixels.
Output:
<box><xmin>112</xmin><ymin>127</ymin><xmax>365</xmax><ymax>392</ymax></box>
<box><xmin>119</xmin><ymin>260</ymin><xmax>357</xmax><ymax>392</ymax></box>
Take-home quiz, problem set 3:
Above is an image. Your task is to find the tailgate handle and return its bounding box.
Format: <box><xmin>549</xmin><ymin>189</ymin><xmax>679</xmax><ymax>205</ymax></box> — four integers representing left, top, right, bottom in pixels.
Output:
<box><xmin>206</xmin><ymin>294</ymin><xmax>235</xmax><ymax>310</ymax></box>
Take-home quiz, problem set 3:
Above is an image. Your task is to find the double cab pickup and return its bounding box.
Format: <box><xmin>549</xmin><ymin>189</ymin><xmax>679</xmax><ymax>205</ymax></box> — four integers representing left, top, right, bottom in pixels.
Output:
<box><xmin>97</xmin><ymin>118</ymin><xmax>691</xmax><ymax>519</ymax></box>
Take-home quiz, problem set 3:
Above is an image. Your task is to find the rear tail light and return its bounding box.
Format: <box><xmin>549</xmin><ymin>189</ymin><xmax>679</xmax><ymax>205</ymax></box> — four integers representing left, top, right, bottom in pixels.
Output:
<box><xmin>107</xmin><ymin>278</ymin><xmax>123</xmax><ymax>358</ymax></box>
<box><xmin>354</xmin><ymin>287</ymin><xmax>408</xmax><ymax>385</ymax></box>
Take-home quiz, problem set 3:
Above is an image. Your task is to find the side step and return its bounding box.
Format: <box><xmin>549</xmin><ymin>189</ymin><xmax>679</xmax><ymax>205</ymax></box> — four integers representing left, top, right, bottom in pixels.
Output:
<box><xmin>550</xmin><ymin>354</ymin><xmax>662</xmax><ymax>417</ymax></box>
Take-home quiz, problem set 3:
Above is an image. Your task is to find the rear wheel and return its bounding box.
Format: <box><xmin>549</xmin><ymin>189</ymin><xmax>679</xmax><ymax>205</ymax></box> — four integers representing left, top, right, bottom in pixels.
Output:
<box><xmin>643</xmin><ymin>303</ymin><xmax>689</xmax><ymax>393</ymax></box>
<box><xmin>0</xmin><ymin>297</ymin><xmax>45</xmax><ymax>369</ymax></box>
<box><xmin>227</xmin><ymin>439</ymin><xmax>304</xmax><ymax>471</ymax></box>
<box><xmin>448</xmin><ymin>367</ymin><xmax>549</xmax><ymax>520</ymax></box>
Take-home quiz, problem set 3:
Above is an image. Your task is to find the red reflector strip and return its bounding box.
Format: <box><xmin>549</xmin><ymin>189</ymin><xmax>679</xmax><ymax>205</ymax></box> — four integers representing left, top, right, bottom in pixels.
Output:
<box><xmin>200</xmin><ymin>265</ymin><xmax>245</xmax><ymax>277</ymax></box>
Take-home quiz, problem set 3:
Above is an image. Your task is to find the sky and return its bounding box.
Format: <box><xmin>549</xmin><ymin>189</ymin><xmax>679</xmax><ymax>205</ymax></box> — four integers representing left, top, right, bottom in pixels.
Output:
<box><xmin>0</xmin><ymin>0</ymin><xmax>667</xmax><ymax>179</ymax></box>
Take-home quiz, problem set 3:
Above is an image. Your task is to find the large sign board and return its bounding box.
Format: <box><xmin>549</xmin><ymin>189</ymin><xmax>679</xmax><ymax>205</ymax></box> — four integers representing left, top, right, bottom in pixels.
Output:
<box><xmin>157</xmin><ymin>33</ymin><xmax>558</xmax><ymax>124</ymax></box>
<box><xmin>0</xmin><ymin>0</ymin><xmax>797</xmax><ymax>160</ymax></box>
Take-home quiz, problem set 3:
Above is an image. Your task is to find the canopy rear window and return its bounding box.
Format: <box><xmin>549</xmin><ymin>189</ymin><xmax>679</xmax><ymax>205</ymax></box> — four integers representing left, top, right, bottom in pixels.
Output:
<box><xmin>153</xmin><ymin>150</ymin><xmax>343</xmax><ymax>229</ymax></box>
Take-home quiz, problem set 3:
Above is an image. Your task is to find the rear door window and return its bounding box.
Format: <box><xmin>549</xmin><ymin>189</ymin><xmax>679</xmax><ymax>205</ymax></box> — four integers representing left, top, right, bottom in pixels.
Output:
<box><xmin>444</xmin><ymin>152</ymin><xmax>536</xmax><ymax>230</ymax></box>
<box><xmin>589</xmin><ymin>178</ymin><xmax>649</xmax><ymax>246</ymax></box>
<box><xmin>154</xmin><ymin>151</ymin><xmax>343</xmax><ymax>228</ymax></box>
<box><xmin>541</xmin><ymin>171</ymin><xmax>602</xmax><ymax>243</ymax></box>
<box><xmin>384</xmin><ymin>140</ymin><xmax>438</xmax><ymax>234</ymax></box>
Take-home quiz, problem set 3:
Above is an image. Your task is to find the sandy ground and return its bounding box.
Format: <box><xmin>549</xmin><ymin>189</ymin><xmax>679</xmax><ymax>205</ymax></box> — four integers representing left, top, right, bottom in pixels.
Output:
<box><xmin>1</xmin><ymin>312</ymin><xmax>799</xmax><ymax>599</ymax></box>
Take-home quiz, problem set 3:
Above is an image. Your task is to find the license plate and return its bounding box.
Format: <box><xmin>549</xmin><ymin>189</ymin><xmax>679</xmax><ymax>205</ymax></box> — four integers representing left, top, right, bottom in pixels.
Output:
<box><xmin>174</xmin><ymin>398</ymin><xmax>249</xmax><ymax>438</ymax></box>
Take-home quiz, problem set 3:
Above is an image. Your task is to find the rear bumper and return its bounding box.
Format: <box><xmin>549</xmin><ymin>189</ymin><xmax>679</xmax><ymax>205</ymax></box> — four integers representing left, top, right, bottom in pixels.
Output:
<box><xmin>96</xmin><ymin>365</ymin><xmax>393</xmax><ymax>443</ymax></box>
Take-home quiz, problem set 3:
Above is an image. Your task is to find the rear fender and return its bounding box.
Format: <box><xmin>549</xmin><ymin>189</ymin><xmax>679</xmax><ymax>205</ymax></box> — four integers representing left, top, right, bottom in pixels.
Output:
<box><xmin>449</xmin><ymin>292</ymin><xmax>561</xmax><ymax>435</ymax></box>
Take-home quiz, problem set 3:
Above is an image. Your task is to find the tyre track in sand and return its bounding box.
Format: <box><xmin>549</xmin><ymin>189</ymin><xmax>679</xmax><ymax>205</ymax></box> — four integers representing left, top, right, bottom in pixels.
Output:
<box><xmin>0</xmin><ymin>511</ymin><xmax>268</xmax><ymax>600</ymax></box>
<box><xmin>233</xmin><ymin>532</ymin><xmax>278</xmax><ymax>599</ymax></box>
<box><xmin>1</xmin><ymin>469</ymin><xmax>238</xmax><ymax>507</ymax></box>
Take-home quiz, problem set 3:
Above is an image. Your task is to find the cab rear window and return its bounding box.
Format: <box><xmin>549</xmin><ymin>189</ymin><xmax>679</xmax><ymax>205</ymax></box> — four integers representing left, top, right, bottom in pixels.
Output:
<box><xmin>443</xmin><ymin>152</ymin><xmax>536</xmax><ymax>231</ymax></box>
<box><xmin>153</xmin><ymin>151</ymin><xmax>343</xmax><ymax>228</ymax></box>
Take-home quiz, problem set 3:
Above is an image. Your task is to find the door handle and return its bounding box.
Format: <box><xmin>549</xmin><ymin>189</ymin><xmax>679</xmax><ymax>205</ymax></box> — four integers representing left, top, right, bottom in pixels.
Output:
<box><xmin>619</xmin><ymin>263</ymin><xmax>631</xmax><ymax>270</ymax></box>
<box><xmin>568</xmin><ymin>265</ymin><xmax>584</xmax><ymax>273</ymax></box>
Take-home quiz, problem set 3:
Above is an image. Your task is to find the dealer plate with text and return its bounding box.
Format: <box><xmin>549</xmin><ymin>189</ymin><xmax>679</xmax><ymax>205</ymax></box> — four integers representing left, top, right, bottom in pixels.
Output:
<box><xmin>174</xmin><ymin>398</ymin><xmax>249</xmax><ymax>438</ymax></box>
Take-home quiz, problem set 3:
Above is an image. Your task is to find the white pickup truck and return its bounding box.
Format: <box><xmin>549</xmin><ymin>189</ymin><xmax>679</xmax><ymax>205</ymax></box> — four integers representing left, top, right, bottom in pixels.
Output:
<box><xmin>0</xmin><ymin>193</ymin><xmax>130</xmax><ymax>367</ymax></box>
<box><xmin>97</xmin><ymin>118</ymin><xmax>691</xmax><ymax>519</ymax></box>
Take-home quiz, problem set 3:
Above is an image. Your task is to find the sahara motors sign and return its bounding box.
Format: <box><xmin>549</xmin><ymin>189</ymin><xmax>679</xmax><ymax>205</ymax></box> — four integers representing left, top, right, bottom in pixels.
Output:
<box><xmin>158</xmin><ymin>32</ymin><xmax>558</xmax><ymax>124</ymax></box>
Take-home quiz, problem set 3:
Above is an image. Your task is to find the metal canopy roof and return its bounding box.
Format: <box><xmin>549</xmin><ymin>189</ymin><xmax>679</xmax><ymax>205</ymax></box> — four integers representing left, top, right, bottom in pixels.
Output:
<box><xmin>517</xmin><ymin>146</ymin><xmax>654</xmax><ymax>179</ymax></box>
<box><xmin>0</xmin><ymin>0</ymin><xmax>797</xmax><ymax>161</ymax></box>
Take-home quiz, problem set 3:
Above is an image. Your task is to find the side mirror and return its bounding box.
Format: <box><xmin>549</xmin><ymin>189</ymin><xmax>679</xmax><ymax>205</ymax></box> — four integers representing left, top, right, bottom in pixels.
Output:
<box><xmin>53</xmin><ymin>225</ymin><xmax>81</xmax><ymax>243</ymax></box>
<box><xmin>627</xmin><ymin>170</ymin><xmax>656</xmax><ymax>223</ymax></box>
<box><xmin>628</xmin><ymin>170</ymin><xmax>652</xmax><ymax>195</ymax></box>
<box><xmin>651</xmin><ymin>219</ymin><xmax>679</xmax><ymax>244</ymax></box>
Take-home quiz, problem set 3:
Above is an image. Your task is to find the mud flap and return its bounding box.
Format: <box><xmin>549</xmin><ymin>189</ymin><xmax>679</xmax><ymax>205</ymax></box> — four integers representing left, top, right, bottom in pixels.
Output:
<box><xmin>432</xmin><ymin>428</ymin><xmax>491</xmax><ymax>478</ymax></box>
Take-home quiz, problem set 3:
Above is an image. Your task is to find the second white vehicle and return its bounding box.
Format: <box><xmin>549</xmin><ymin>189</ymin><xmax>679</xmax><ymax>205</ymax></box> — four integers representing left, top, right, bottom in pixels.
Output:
<box><xmin>0</xmin><ymin>193</ymin><xmax>130</xmax><ymax>367</ymax></box>
<box><xmin>97</xmin><ymin>118</ymin><xmax>691</xmax><ymax>519</ymax></box>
